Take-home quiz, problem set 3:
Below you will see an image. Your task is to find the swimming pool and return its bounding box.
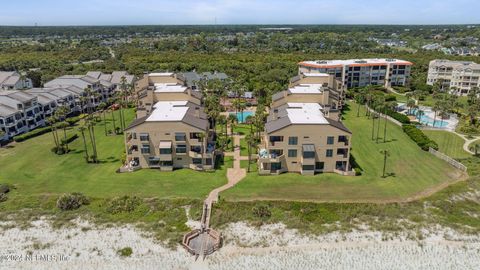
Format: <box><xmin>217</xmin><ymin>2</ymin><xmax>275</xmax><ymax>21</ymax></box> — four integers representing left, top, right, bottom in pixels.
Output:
<box><xmin>410</xmin><ymin>109</ymin><xmax>449</xmax><ymax>128</ymax></box>
<box><xmin>230</xmin><ymin>111</ymin><xmax>255</xmax><ymax>123</ymax></box>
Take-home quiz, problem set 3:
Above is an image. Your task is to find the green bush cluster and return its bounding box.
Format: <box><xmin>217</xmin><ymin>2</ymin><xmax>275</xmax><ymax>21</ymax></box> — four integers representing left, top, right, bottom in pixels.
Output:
<box><xmin>117</xmin><ymin>247</ymin><xmax>133</xmax><ymax>257</ymax></box>
<box><xmin>56</xmin><ymin>192</ymin><xmax>90</xmax><ymax>211</ymax></box>
<box><xmin>385</xmin><ymin>109</ymin><xmax>411</xmax><ymax>124</ymax></box>
<box><xmin>106</xmin><ymin>196</ymin><xmax>142</xmax><ymax>214</ymax></box>
<box><xmin>402</xmin><ymin>124</ymin><xmax>439</xmax><ymax>151</ymax></box>
<box><xmin>66</xmin><ymin>116</ymin><xmax>81</xmax><ymax>126</ymax></box>
<box><xmin>252</xmin><ymin>204</ymin><xmax>271</xmax><ymax>219</ymax></box>
<box><xmin>0</xmin><ymin>184</ymin><xmax>10</xmax><ymax>202</ymax></box>
<box><xmin>13</xmin><ymin>126</ymin><xmax>52</xmax><ymax>142</ymax></box>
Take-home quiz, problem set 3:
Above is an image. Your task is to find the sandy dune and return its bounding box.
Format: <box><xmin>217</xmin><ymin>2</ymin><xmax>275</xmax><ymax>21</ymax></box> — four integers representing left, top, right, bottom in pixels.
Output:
<box><xmin>0</xmin><ymin>218</ymin><xmax>479</xmax><ymax>270</ymax></box>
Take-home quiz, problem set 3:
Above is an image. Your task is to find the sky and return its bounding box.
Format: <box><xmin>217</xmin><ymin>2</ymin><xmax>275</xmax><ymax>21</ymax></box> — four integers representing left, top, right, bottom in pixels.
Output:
<box><xmin>1</xmin><ymin>0</ymin><xmax>479</xmax><ymax>26</ymax></box>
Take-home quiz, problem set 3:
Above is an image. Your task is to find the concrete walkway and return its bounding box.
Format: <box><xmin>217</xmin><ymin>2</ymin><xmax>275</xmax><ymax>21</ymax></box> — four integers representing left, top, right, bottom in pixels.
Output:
<box><xmin>454</xmin><ymin>132</ymin><xmax>480</xmax><ymax>155</ymax></box>
<box><xmin>206</xmin><ymin>134</ymin><xmax>246</xmax><ymax>205</ymax></box>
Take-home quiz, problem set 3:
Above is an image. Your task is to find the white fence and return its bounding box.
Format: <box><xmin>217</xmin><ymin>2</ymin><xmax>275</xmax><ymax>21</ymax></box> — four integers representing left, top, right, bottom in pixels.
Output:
<box><xmin>428</xmin><ymin>147</ymin><xmax>468</xmax><ymax>172</ymax></box>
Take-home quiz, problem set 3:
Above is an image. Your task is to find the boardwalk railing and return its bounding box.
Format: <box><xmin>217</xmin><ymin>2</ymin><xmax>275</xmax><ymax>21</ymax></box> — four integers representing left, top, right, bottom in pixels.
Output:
<box><xmin>428</xmin><ymin>147</ymin><xmax>468</xmax><ymax>172</ymax></box>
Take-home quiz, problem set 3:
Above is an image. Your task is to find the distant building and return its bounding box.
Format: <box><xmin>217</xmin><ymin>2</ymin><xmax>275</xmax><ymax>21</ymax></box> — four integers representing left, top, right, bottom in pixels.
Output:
<box><xmin>298</xmin><ymin>58</ymin><xmax>412</xmax><ymax>89</ymax></box>
<box><xmin>427</xmin><ymin>59</ymin><xmax>480</xmax><ymax>96</ymax></box>
<box><xmin>181</xmin><ymin>71</ymin><xmax>229</xmax><ymax>91</ymax></box>
<box><xmin>86</xmin><ymin>71</ymin><xmax>135</xmax><ymax>92</ymax></box>
<box><xmin>0</xmin><ymin>71</ymin><xmax>32</xmax><ymax>90</ymax></box>
<box><xmin>422</xmin><ymin>43</ymin><xmax>443</xmax><ymax>51</ymax></box>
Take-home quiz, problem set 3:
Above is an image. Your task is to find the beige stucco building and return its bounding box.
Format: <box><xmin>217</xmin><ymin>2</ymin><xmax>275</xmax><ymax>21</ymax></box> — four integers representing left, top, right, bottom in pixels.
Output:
<box><xmin>259</xmin><ymin>73</ymin><xmax>353</xmax><ymax>176</ymax></box>
<box><xmin>124</xmin><ymin>73</ymin><xmax>215</xmax><ymax>172</ymax></box>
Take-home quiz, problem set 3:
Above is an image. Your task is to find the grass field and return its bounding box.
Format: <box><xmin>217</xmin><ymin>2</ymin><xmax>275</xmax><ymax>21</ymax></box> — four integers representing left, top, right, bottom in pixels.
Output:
<box><xmin>222</xmin><ymin>104</ymin><xmax>464</xmax><ymax>202</ymax></box>
<box><xmin>0</xmin><ymin>109</ymin><xmax>228</xmax><ymax>201</ymax></box>
<box><xmin>423</xmin><ymin>130</ymin><xmax>471</xmax><ymax>160</ymax></box>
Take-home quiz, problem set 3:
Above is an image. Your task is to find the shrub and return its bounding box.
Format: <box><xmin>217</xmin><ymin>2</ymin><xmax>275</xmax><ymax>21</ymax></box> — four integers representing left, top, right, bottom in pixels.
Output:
<box><xmin>51</xmin><ymin>146</ymin><xmax>66</xmax><ymax>155</ymax></box>
<box><xmin>252</xmin><ymin>205</ymin><xmax>271</xmax><ymax>219</ymax></box>
<box><xmin>402</xmin><ymin>124</ymin><xmax>439</xmax><ymax>151</ymax></box>
<box><xmin>56</xmin><ymin>193</ymin><xmax>90</xmax><ymax>211</ymax></box>
<box><xmin>66</xmin><ymin>116</ymin><xmax>81</xmax><ymax>126</ymax></box>
<box><xmin>117</xmin><ymin>247</ymin><xmax>133</xmax><ymax>257</ymax></box>
<box><xmin>384</xmin><ymin>94</ymin><xmax>397</xmax><ymax>102</ymax></box>
<box><xmin>13</xmin><ymin>126</ymin><xmax>52</xmax><ymax>142</ymax></box>
<box><xmin>0</xmin><ymin>184</ymin><xmax>10</xmax><ymax>194</ymax></box>
<box><xmin>106</xmin><ymin>196</ymin><xmax>141</xmax><ymax>214</ymax></box>
<box><xmin>385</xmin><ymin>109</ymin><xmax>411</xmax><ymax>124</ymax></box>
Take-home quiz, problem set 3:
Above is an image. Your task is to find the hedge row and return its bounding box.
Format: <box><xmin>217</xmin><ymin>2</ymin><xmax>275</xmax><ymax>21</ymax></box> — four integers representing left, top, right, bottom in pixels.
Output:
<box><xmin>385</xmin><ymin>109</ymin><xmax>411</xmax><ymax>124</ymax></box>
<box><xmin>402</xmin><ymin>124</ymin><xmax>439</xmax><ymax>151</ymax></box>
<box><xmin>12</xmin><ymin>116</ymin><xmax>81</xmax><ymax>143</ymax></box>
<box><xmin>13</xmin><ymin>126</ymin><xmax>52</xmax><ymax>142</ymax></box>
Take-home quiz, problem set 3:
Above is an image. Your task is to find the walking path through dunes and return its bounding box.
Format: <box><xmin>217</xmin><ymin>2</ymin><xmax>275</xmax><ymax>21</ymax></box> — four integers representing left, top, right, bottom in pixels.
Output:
<box><xmin>223</xmin><ymin>104</ymin><xmax>468</xmax><ymax>202</ymax></box>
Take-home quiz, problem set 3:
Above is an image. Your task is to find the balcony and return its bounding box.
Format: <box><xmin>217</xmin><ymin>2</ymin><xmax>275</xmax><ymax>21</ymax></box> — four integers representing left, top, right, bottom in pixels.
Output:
<box><xmin>301</xmin><ymin>156</ymin><xmax>315</xmax><ymax>166</ymax></box>
<box><xmin>159</xmin><ymin>154</ymin><xmax>173</xmax><ymax>161</ymax></box>
<box><xmin>189</xmin><ymin>151</ymin><xmax>203</xmax><ymax>159</ymax></box>
<box><xmin>258</xmin><ymin>163</ymin><xmax>287</xmax><ymax>175</ymax></box>
<box><xmin>258</xmin><ymin>154</ymin><xmax>284</xmax><ymax>163</ymax></box>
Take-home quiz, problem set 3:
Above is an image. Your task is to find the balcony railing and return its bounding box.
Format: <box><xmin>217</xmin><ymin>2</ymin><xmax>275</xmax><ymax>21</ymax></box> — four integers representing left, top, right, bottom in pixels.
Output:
<box><xmin>189</xmin><ymin>151</ymin><xmax>203</xmax><ymax>159</ymax></box>
<box><xmin>258</xmin><ymin>154</ymin><xmax>284</xmax><ymax>163</ymax></box>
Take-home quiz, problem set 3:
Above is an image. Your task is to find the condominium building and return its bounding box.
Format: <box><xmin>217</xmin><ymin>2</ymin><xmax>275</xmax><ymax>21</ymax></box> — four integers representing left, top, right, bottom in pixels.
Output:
<box><xmin>0</xmin><ymin>91</ymin><xmax>43</xmax><ymax>139</ymax></box>
<box><xmin>259</xmin><ymin>74</ymin><xmax>353</xmax><ymax>176</ymax></box>
<box><xmin>298</xmin><ymin>58</ymin><xmax>413</xmax><ymax>89</ymax></box>
<box><xmin>0</xmin><ymin>71</ymin><xmax>32</xmax><ymax>90</ymax></box>
<box><xmin>286</xmin><ymin>72</ymin><xmax>346</xmax><ymax>112</ymax></box>
<box><xmin>134</xmin><ymin>73</ymin><xmax>202</xmax><ymax>118</ymax></box>
<box><xmin>427</xmin><ymin>59</ymin><xmax>480</xmax><ymax>96</ymax></box>
<box><xmin>86</xmin><ymin>71</ymin><xmax>135</xmax><ymax>92</ymax></box>
<box><xmin>123</xmin><ymin>73</ymin><xmax>215</xmax><ymax>172</ymax></box>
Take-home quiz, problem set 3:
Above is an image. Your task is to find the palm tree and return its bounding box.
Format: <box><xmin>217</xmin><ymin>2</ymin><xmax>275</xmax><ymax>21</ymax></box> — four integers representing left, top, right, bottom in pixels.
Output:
<box><xmin>110</xmin><ymin>105</ymin><xmax>117</xmax><ymax>135</ymax></box>
<box><xmin>97</xmin><ymin>102</ymin><xmax>108</xmax><ymax>136</ymax></box>
<box><xmin>380</xmin><ymin>149</ymin><xmax>390</xmax><ymax>178</ymax></box>
<box><xmin>54</xmin><ymin>106</ymin><xmax>70</xmax><ymax>152</ymax></box>
<box><xmin>86</xmin><ymin>116</ymin><xmax>98</xmax><ymax>163</ymax></box>
<box><xmin>406</xmin><ymin>99</ymin><xmax>416</xmax><ymax>115</ymax></box>
<box><xmin>245</xmin><ymin>133</ymin><xmax>256</xmax><ymax>173</ymax></box>
<box><xmin>432</xmin><ymin>101</ymin><xmax>441</xmax><ymax>127</ymax></box>
<box><xmin>78</xmin><ymin>125</ymin><xmax>89</xmax><ymax>163</ymax></box>
<box><xmin>47</xmin><ymin>116</ymin><xmax>60</xmax><ymax>151</ymax></box>
<box><xmin>227</xmin><ymin>114</ymin><xmax>237</xmax><ymax>150</ymax></box>
<box><xmin>354</xmin><ymin>91</ymin><xmax>365</xmax><ymax>117</ymax></box>
<box><xmin>468</xmin><ymin>86</ymin><xmax>479</xmax><ymax>105</ymax></box>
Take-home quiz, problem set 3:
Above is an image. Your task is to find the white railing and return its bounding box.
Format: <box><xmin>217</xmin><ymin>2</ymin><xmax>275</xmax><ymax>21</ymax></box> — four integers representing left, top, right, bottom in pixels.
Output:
<box><xmin>428</xmin><ymin>147</ymin><xmax>467</xmax><ymax>172</ymax></box>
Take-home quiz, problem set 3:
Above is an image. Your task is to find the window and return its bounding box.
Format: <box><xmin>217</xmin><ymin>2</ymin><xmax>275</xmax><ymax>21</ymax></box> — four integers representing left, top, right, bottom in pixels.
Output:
<box><xmin>315</xmin><ymin>162</ymin><xmax>325</xmax><ymax>170</ymax></box>
<box><xmin>160</xmin><ymin>161</ymin><xmax>173</xmax><ymax>166</ymax></box>
<box><xmin>338</xmin><ymin>135</ymin><xmax>347</xmax><ymax>143</ymax></box>
<box><xmin>190</xmin><ymin>132</ymin><xmax>203</xmax><ymax>140</ymax></box>
<box><xmin>288</xmin><ymin>149</ymin><xmax>297</xmax><ymax>158</ymax></box>
<box><xmin>160</xmin><ymin>148</ymin><xmax>172</xmax><ymax>155</ymax></box>
<box><xmin>176</xmin><ymin>144</ymin><xmax>187</xmax><ymax>154</ymax></box>
<box><xmin>192</xmin><ymin>158</ymin><xmax>202</xmax><ymax>165</ymax></box>
<box><xmin>327</xmin><ymin>136</ymin><xmax>335</xmax><ymax>145</ymax></box>
<box><xmin>271</xmin><ymin>162</ymin><xmax>282</xmax><ymax>171</ymax></box>
<box><xmin>288</xmin><ymin>137</ymin><xmax>298</xmax><ymax>145</ymax></box>
<box><xmin>132</xmin><ymin>133</ymin><xmax>137</xmax><ymax>139</ymax></box>
<box><xmin>190</xmin><ymin>145</ymin><xmax>202</xmax><ymax>153</ymax></box>
<box><xmin>269</xmin><ymin>136</ymin><xmax>284</xmax><ymax>143</ymax></box>
<box><xmin>303</xmin><ymin>151</ymin><xmax>315</xmax><ymax>159</ymax></box>
<box><xmin>302</xmin><ymin>165</ymin><xmax>315</xmax><ymax>171</ymax></box>
<box><xmin>141</xmin><ymin>144</ymin><xmax>150</xmax><ymax>154</ymax></box>
<box><xmin>205</xmin><ymin>158</ymin><xmax>213</xmax><ymax>165</ymax></box>
<box><xmin>175</xmin><ymin>133</ymin><xmax>186</xmax><ymax>141</ymax></box>
<box><xmin>326</xmin><ymin>149</ymin><xmax>333</xmax><ymax>157</ymax></box>
<box><xmin>139</xmin><ymin>133</ymin><xmax>149</xmax><ymax>141</ymax></box>
<box><xmin>148</xmin><ymin>157</ymin><xmax>160</xmax><ymax>166</ymax></box>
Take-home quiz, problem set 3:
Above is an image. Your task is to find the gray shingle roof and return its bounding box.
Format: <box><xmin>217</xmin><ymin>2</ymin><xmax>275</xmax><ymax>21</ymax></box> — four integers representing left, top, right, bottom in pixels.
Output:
<box><xmin>0</xmin><ymin>104</ymin><xmax>17</xmax><ymax>117</ymax></box>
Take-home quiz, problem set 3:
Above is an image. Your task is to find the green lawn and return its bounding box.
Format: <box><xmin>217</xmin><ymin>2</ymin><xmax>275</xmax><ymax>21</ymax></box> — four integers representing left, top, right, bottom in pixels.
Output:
<box><xmin>0</xmin><ymin>109</ymin><xmax>228</xmax><ymax>201</ymax></box>
<box><xmin>222</xmin><ymin>103</ymin><xmax>464</xmax><ymax>202</ymax></box>
<box><xmin>233</xmin><ymin>124</ymin><xmax>253</xmax><ymax>136</ymax></box>
<box><xmin>240</xmin><ymin>138</ymin><xmax>258</xmax><ymax>156</ymax></box>
<box><xmin>423</xmin><ymin>130</ymin><xmax>472</xmax><ymax>160</ymax></box>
